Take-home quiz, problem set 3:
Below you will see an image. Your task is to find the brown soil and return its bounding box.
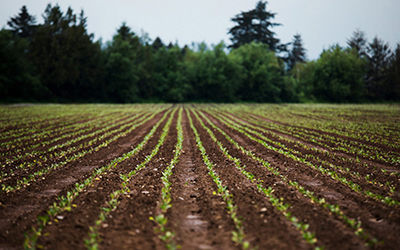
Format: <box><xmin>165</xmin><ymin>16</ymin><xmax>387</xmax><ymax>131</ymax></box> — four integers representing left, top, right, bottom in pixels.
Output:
<box><xmin>225</xmin><ymin>112</ymin><xmax>400</xmax><ymax>194</ymax></box>
<box><xmin>1</xmin><ymin>106</ymin><xmax>399</xmax><ymax>250</ymax></box>
<box><xmin>191</xmin><ymin>111</ymin><xmax>310</xmax><ymax>249</ymax></box>
<box><xmin>201</xmin><ymin>110</ymin><xmax>400</xmax><ymax>249</ymax></box>
<box><xmin>0</xmin><ymin>111</ymin><xmax>122</xmax><ymax>155</ymax></box>
<box><xmin>166</xmin><ymin>111</ymin><xmax>237</xmax><ymax>249</ymax></box>
<box><xmin>0</xmin><ymin>113</ymin><xmax>147</xmax><ymax>187</ymax></box>
<box><xmin>0</xmin><ymin>110</ymin><xmax>166</xmax><ymax>249</ymax></box>
<box><xmin>197</xmin><ymin>111</ymin><xmax>366</xmax><ymax>249</ymax></box>
<box><xmin>36</xmin><ymin>111</ymin><xmax>173</xmax><ymax>249</ymax></box>
<box><xmin>97</xmin><ymin>112</ymin><xmax>179</xmax><ymax>250</ymax></box>
<box><xmin>245</xmin><ymin>112</ymin><xmax>400</xmax><ymax>155</ymax></box>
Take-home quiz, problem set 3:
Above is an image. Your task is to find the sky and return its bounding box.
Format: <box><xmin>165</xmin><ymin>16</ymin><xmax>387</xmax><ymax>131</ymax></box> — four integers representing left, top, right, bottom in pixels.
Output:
<box><xmin>1</xmin><ymin>0</ymin><xmax>399</xmax><ymax>59</ymax></box>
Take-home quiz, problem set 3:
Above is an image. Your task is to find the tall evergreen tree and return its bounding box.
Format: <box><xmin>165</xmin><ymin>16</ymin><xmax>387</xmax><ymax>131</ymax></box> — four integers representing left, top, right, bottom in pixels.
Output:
<box><xmin>366</xmin><ymin>37</ymin><xmax>392</xmax><ymax>100</ymax></box>
<box><xmin>30</xmin><ymin>4</ymin><xmax>103</xmax><ymax>100</ymax></box>
<box><xmin>7</xmin><ymin>5</ymin><xmax>36</xmax><ymax>38</ymax></box>
<box><xmin>347</xmin><ymin>29</ymin><xmax>367</xmax><ymax>57</ymax></box>
<box><xmin>104</xmin><ymin>23</ymin><xmax>142</xmax><ymax>102</ymax></box>
<box><xmin>152</xmin><ymin>37</ymin><xmax>164</xmax><ymax>50</ymax></box>
<box><xmin>287</xmin><ymin>33</ymin><xmax>306</xmax><ymax>71</ymax></box>
<box><xmin>387</xmin><ymin>44</ymin><xmax>400</xmax><ymax>100</ymax></box>
<box><xmin>0</xmin><ymin>29</ymin><xmax>45</xmax><ymax>101</ymax></box>
<box><xmin>228</xmin><ymin>1</ymin><xmax>283</xmax><ymax>52</ymax></box>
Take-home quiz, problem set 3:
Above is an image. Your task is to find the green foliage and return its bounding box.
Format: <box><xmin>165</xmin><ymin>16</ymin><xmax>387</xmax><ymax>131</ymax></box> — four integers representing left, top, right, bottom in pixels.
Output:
<box><xmin>228</xmin><ymin>1</ymin><xmax>283</xmax><ymax>52</ymax></box>
<box><xmin>184</xmin><ymin>42</ymin><xmax>241</xmax><ymax>102</ymax></box>
<box><xmin>366</xmin><ymin>37</ymin><xmax>394</xmax><ymax>100</ymax></box>
<box><xmin>30</xmin><ymin>4</ymin><xmax>104</xmax><ymax>101</ymax></box>
<box><xmin>1</xmin><ymin>5</ymin><xmax>399</xmax><ymax>103</ymax></box>
<box><xmin>7</xmin><ymin>5</ymin><xmax>36</xmax><ymax>38</ymax></box>
<box><xmin>230</xmin><ymin>42</ymin><xmax>286</xmax><ymax>102</ymax></box>
<box><xmin>0</xmin><ymin>30</ymin><xmax>45</xmax><ymax>102</ymax></box>
<box><xmin>386</xmin><ymin>44</ymin><xmax>400</xmax><ymax>100</ymax></box>
<box><xmin>347</xmin><ymin>29</ymin><xmax>367</xmax><ymax>58</ymax></box>
<box><xmin>300</xmin><ymin>45</ymin><xmax>366</xmax><ymax>102</ymax></box>
<box><xmin>287</xmin><ymin>33</ymin><xmax>306</xmax><ymax>71</ymax></box>
<box><xmin>103</xmin><ymin>23</ymin><xmax>141</xmax><ymax>102</ymax></box>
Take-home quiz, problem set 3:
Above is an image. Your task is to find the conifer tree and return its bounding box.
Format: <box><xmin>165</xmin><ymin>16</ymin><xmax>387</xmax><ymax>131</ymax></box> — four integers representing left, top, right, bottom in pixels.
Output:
<box><xmin>228</xmin><ymin>1</ymin><xmax>283</xmax><ymax>52</ymax></box>
<box><xmin>347</xmin><ymin>29</ymin><xmax>367</xmax><ymax>57</ymax></box>
<box><xmin>287</xmin><ymin>33</ymin><xmax>306</xmax><ymax>71</ymax></box>
<box><xmin>7</xmin><ymin>5</ymin><xmax>36</xmax><ymax>38</ymax></box>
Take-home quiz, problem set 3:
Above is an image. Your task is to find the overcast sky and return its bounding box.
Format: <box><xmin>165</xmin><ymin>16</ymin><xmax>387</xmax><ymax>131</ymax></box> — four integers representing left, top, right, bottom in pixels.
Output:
<box><xmin>1</xmin><ymin>0</ymin><xmax>399</xmax><ymax>59</ymax></box>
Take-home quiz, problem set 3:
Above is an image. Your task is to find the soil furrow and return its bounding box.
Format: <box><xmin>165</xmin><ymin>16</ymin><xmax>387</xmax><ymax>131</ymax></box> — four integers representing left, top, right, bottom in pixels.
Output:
<box><xmin>192</xmin><ymin>111</ymin><xmax>310</xmax><ymax>249</ymax></box>
<box><xmin>167</xmin><ymin>110</ymin><xmax>237</xmax><ymax>249</ymax></box>
<box><xmin>0</xmin><ymin>112</ymin><xmax>151</xmax><ymax>188</ymax></box>
<box><xmin>246</xmin><ymin>112</ymin><xmax>400</xmax><ymax>152</ymax></box>
<box><xmin>196</xmin><ymin>110</ymin><xmax>368</xmax><ymax>249</ymax></box>
<box><xmin>220</xmin><ymin>112</ymin><xmax>400</xmax><ymax>197</ymax></box>
<box><xmin>97</xmin><ymin>113</ymin><xmax>178</xmax><ymax>249</ymax></box>
<box><xmin>36</xmin><ymin>111</ymin><xmax>174</xmax><ymax>249</ymax></box>
<box><xmin>0</xmin><ymin>112</ymin><xmax>137</xmax><ymax>170</ymax></box>
<box><xmin>201</xmin><ymin>111</ymin><xmax>400</xmax><ymax>249</ymax></box>
<box><xmin>0</xmin><ymin>110</ymin><xmax>166</xmax><ymax>249</ymax></box>
<box><xmin>0</xmin><ymin>110</ymin><xmax>126</xmax><ymax>156</ymax></box>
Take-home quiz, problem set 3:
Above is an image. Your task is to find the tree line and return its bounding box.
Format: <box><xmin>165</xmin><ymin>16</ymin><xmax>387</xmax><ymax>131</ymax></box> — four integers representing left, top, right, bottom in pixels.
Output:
<box><xmin>1</xmin><ymin>1</ymin><xmax>399</xmax><ymax>103</ymax></box>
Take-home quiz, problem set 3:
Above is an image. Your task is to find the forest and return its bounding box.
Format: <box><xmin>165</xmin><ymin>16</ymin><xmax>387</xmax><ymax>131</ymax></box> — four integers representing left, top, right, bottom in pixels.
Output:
<box><xmin>1</xmin><ymin>1</ymin><xmax>399</xmax><ymax>103</ymax></box>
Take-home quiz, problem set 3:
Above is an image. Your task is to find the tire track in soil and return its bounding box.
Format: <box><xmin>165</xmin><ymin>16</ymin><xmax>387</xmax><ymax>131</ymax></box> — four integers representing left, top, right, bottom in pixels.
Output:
<box><xmin>36</xmin><ymin>111</ymin><xmax>174</xmax><ymax>249</ymax></box>
<box><xmin>167</xmin><ymin>110</ymin><xmax>237</xmax><ymax>250</ymax></box>
<box><xmin>0</xmin><ymin>110</ymin><xmax>167</xmax><ymax>249</ymax></box>
<box><xmin>196</xmin><ymin>111</ymin><xmax>367</xmax><ymax>249</ymax></box>
<box><xmin>97</xmin><ymin>114</ymin><xmax>178</xmax><ymax>250</ymax></box>
<box><xmin>202</xmin><ymin>111</ymin><xmax>400</xmax><ymax>249</ymax></box>
<box><xmin>191</xmin><ymin>111</ymin><xmax>310</xmax><ymax>250</ymax></box>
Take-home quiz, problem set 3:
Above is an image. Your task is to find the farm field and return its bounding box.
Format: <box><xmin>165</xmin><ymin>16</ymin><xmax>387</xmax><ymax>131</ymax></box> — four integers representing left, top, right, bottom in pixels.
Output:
<box><xmin>0</xmin><ymin>103</ymin><xmax>400</xmax><ymax>249</ymax></box>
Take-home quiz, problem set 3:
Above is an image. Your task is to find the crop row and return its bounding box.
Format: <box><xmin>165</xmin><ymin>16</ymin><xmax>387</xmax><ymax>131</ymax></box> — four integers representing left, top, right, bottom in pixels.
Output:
<box><xmin>0</xmin><ymin>109</ymin><xmax>130</xmax><ymax>150</ymax></box>
<box><xmin>85</xmin><ymin>108</ymin><xmax>177</xmax><ymax>249</ymax></box>
<box><xmin>193</xmin><ymin>109</ymin><xmax>324</xmax><ymax>246</ymax></box>
<box><xmin>207</xmin><ymin>109</ymin><xmax>399</xmax><ymax>207</ymax></box>
<box><xmin>215</xmin><ymin>107</ymin><xmax>400</xmax><ymax>166</ymax></box>
<box><xmin>194</xmin><ymin>110</ymin><xmax>377</xmax><ymax>246</ymax></box>
<box><xmin>1</xmin><ymin>109</ymin><xmax>164</xmax><ymax>192</ymax></box>
<box><xmin>217</xmin><ymin>111</ymin><xmax>399</xmax><ymax>196</ymax></box>
<box><xmin>243</xmin><ymin>112</ymin><xmax>400</xmax><ymax>165</ymax></box>
<box><xmin>151</xmin><ymin>108</ymin><xmax>183</xmax><ymax>249</ymax></box>
<box><xmin>187</xmin><ymin>109</ymin><xmax>249</xmax><ymax>249</ymax></box>
<box><xmin>238</xmin><ymin>105</ymin><xmax>400</xmax><ymax>149</ymax></box>
<box><xmin>0</xmin><ymin>111</ymin><xmax>146</xmax><ymax>183</ymax></box>
<box><xmin>0</xmin><ymin>114</ymin><xmax>93</xmax><ymax>147</ymax></box>
<box><xmin>0</xmin><ymin>111</ymin><xmax>142</xmax><ymax>165</ymax></box>
<box><xmin>0</xmin><ymin>105</ymin><xmax>157</xmax><ymax>141</ymax></box>
<box><xmin>24</xmin><ymin>108</ymin><xmax>174</xmax><ymax>249</ymax></box>
<box><xmin>0</xmin><ymin>110</ymin><xmax>145</xmax><ymax>167</ymax></box>
<box><xmin>0</xmin><ymin>105</ymin><xmax>102</xmax><ymax>138</ymax></box>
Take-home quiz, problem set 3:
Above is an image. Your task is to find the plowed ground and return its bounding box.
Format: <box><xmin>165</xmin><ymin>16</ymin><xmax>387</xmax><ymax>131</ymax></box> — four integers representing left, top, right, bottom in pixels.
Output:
<box><xmin>0</xmin><ymin>104</ymin><xmax>399</xmax><ymax>250</ymax></box>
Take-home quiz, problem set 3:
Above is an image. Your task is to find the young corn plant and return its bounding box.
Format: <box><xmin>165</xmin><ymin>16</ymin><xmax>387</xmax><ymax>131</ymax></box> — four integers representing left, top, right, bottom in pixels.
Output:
<box><xmin>197</xmin><ymin>110</ymin><xmax>379</xmax><ymax>247</ymax></box>
<box><xmin>85</xmin><ymin>109</ymin><xmax>177</xmax><ymax>250</ymax></box>
<box><xmin>2</xmin><ymin>110</ymin><xmax>163</xmax><ymax>193</ymax></box>
<box><xmin>23</xmin><ymin>109</ymin><xmax>174</xmax><ymax>250</ymax></box>
<box><xmin>192</xmin><ymin>109</ymin><xmax>320</xmax><ymax>248</ymax></box>
<box><xmin>150</xmin><ymin>108</ymin><xmax>183</xmax><ymax>250</ymax></box>
<box><xmin>211</xmin><ymin>110</ymin><xmax>400</xmax><ymax>207</ymax></box>
<box><xmin>187</xmin><ymin>109</ymin><xmax>250</xmax><ymax>250</ymax></box>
